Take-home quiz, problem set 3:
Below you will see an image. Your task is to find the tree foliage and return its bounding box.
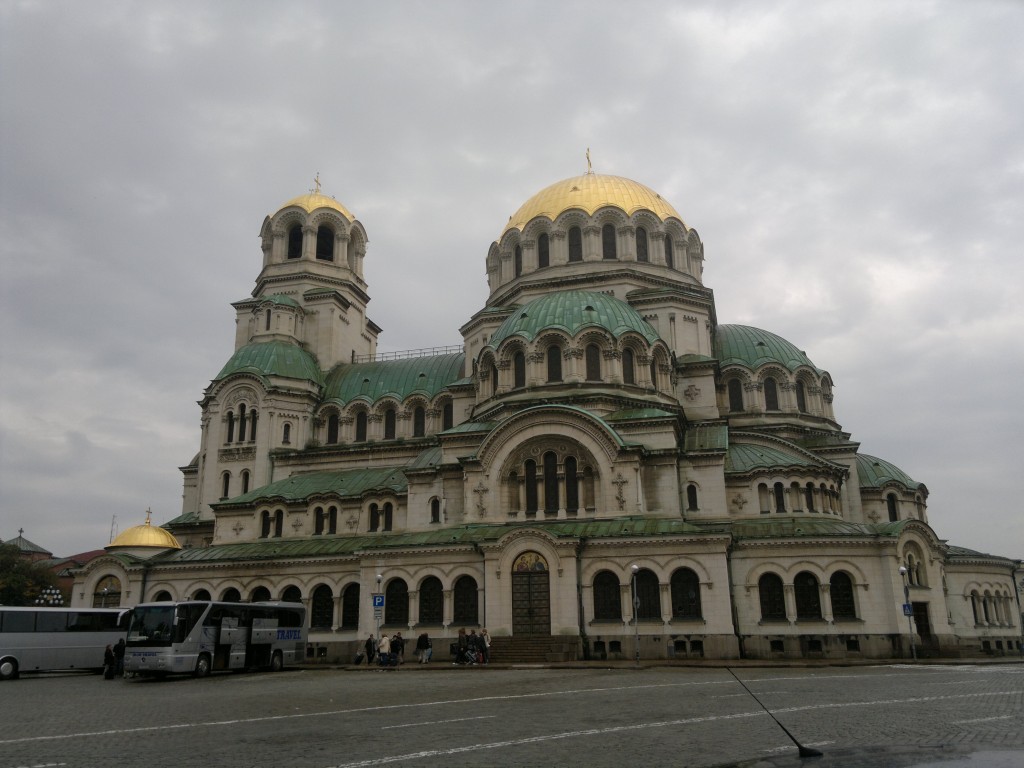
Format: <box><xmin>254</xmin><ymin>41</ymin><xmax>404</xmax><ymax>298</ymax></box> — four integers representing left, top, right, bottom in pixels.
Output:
<box><xmin>0</xmin><ymin>544</ymin><xmax>60</xmax><ymax>606</ymax></box>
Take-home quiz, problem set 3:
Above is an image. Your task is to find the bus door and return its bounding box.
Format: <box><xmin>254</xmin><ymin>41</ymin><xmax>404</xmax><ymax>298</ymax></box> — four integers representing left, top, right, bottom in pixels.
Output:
<box><xmin>214</xmin><ymin>616</ymin><xmax>246</xmax><ymax>670</ymax></box>
<box><xmin>246</xmin><ymin>613</ymin><xmax>277</xmax><ymax>668</ymax></box>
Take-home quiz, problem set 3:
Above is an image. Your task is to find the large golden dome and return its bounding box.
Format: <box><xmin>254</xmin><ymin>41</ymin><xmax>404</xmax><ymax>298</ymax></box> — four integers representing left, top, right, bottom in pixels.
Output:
<box><xmin>503</xmin><ymin>173</ymin><xmax>686</xmax><ymax>235</ymax></box>
<box><xmin>108</xmin><ymin>513</ymin><xmax>181</xmax><ymax>551</ymax></box>
<box><xmin>279</xmin><ymin>192</ymin><xmax>355</xmax><ymax>222</ymax></box>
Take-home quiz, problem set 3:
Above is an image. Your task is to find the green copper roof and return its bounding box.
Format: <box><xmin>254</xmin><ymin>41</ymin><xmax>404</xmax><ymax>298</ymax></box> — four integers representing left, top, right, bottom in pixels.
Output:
<box><xmin>224</xmin><ymin>467</ymin><xmax>408</xmax><ymax>506</ymax></box>
<box><xmin>605</xmin><ymin>408</ymin><xmax>677</xmax><ymax>421</ymax></box>
<box><xmin>323</xmin><ymin>353</ymin><xmax>465</xmax><ymax>404</ymax></box>
<box><xmin>730</xmin><ymin>518</ymin><xmax>899</xmax><ymax>540</ymax></box>
<box><xmin>684</xmin><ymin>423</ymin><xmax>729</xmax><ymax>452</ymax></box>
<box><xmin>260</xmin><ymin>294</ymin><xmax>302</xmax><ymax>308</ymax></box>
<box><xmin>715</xmin><ymin>325</ymin><xmax>821</xmax><ymax>372</ymax></box>
<box><xmin>214</xmin><ymin>341</ymin><xmax>324</xmax><ymax>386</ymax></box>
<box><xmin>725</xmin><ymin>442</ymin><xmax>817</xmax><ymax>473</ymax></box>
<box><xmin>856</xmin><ymin>453</ymin><xmax>923</xmax><ymax>490</ymax></box>
<box><xmin>487</xmin><ymin>290</ymin><xmax>661</xmax><ymax>348</ymax></box>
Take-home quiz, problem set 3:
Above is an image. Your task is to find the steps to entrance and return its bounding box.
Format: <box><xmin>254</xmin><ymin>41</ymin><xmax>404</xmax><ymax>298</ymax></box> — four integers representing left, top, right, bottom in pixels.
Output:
<box><xmin>487</xmin><ymin>636</ymin><xmax>578</xmax><ymax>663</ymax></box>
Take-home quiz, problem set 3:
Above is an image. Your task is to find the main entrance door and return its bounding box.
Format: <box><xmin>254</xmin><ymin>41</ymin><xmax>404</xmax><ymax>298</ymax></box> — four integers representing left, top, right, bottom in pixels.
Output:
<box><xmin>511</xmin><ymin>551</ymin><xmax>551</xmax><ymax>636</ymax></box>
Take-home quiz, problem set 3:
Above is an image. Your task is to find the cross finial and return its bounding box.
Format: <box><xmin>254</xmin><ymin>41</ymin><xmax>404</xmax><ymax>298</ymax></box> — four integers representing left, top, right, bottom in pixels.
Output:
<box><xmin>18</xmin><ymin>527</ymin><xmax>24</xmax><ymax>537</ymax></box>
<box><xmin>313</xmin><ymin>172</ymin><xmax>321</xmax><ymax>194</ymax></box>
<box><xmin>586</xmin><ymin>148</ymin><xmax>592</xmax><ymax>174</ymax></box>
<box><xmin>144</xmin><ymin>507</ymin><xmax>152</xmax><ymax>525</ymax></box>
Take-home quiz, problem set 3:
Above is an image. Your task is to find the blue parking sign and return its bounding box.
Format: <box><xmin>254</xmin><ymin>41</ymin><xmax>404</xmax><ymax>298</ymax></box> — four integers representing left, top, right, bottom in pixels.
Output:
<box><xmin>372</xmin><ymin>594</ymin><xmax>385</xmax><ymax>608</ymax></box>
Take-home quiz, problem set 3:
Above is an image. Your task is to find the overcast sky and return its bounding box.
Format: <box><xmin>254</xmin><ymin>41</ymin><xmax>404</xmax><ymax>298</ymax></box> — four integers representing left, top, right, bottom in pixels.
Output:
<box><xmin>1</xmin><ymin>0</ymin><xmax>1021</xmax><ymax>562</ymax></box>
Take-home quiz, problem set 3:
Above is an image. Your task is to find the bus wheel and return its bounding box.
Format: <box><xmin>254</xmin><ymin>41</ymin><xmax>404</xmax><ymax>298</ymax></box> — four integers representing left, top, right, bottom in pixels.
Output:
<box><xmin>270</xmin><ymin>651</ymin><xmax>283</xmax><ymax>672</ymax></box>
<box><xmin>193</xmin><ymin>654</ymin><xmax>211</xmax><ymax>678</ymax></box>
<box><xmin>0</xmin><ymin>658</ymin><xmax>18</xmax><ymax>680</ymax></box>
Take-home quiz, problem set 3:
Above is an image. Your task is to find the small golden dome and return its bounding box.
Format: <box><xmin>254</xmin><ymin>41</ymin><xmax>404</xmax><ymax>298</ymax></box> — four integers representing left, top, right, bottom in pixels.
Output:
<box><xmin>108</xmin><ymin>512</ymin><xmax>181</xmax><ymax>551</ymax></box>
<box><xmin>279</xmin><ymin>192</ymin><xmax>355</xmax><ymax>222</ymax></box>
<box><xmin>503</xmin><ymin>173</ymin><xmax>686</xmax><ymax>235</ymax></box>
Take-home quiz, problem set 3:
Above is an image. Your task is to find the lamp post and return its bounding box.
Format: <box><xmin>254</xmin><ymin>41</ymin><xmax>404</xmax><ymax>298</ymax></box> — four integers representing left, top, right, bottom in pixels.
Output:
<box><xmin>375</xmin><ymin>573</ymin><xmax>383</xmax><ymax>643</ymax></box>
<box><xmin>899</xmin><ymin>565</ymin><xmax>916</xmax><ymax>660</ymax></box>
<box><xmin>630</xmin><ymin>564</ymin><xmax>640</xmax><ymax>665</ymax></box>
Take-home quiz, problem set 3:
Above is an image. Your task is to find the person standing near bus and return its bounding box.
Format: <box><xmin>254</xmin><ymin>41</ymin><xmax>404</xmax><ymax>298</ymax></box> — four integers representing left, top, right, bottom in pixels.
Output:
<box><xmin>103</xmin><ymin>645</ymin><xmax>115</xmax><ymax>679</ymax></box>
<box><xmin>377</xmin><ymin>632</ymin><xmax>391</xmax><ymax>666</ymax></box>
<box><xmin>392</xmin><ymin>632</ymin><xmax>405</xmax><ymax>665</ymax></box>
<box><xmin>113</xmin><ymin>639</ymin><xmax>126</xmax><ymax>677</ymax></box>
<box><xmin>480</xmin><ymin>628</ymin><xmax>491</xmax><ymax>665</ymax></box>
<box><xmin>415</xmin><ymin>632</ymin><xmax>432</xmax><ymax>664</ymax></box>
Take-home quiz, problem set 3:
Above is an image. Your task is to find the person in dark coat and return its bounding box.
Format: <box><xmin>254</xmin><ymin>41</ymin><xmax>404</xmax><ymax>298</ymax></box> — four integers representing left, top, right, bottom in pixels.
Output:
<box><xmin>103</xmin><ymin>645</ymin><xmax>116</xmax><ymax>679</ymax></box>
<box><xmin>392</xmin><ymin>632</ymin><xmax>405</xmax><ymax>665</ymax></box>
<box><xmin>415</xmin><ymin>632</ymin><xmax>432</xmax><ymax>664</ymax></box>
<box><xmin>364</xmin><ymin>634</ymin><xmax>377</xmax><ymax>666</ymax></box>
<box><xmin>113</xmin><ymin>638</ymin><xmax>126</xmax><ymax>676</ymax></box>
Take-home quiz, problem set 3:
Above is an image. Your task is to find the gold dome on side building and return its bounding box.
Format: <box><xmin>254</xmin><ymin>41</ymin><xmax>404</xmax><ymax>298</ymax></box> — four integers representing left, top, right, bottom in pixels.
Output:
<box><xmin>503</xmin><ymin>172</ymin><xmax>687</xmax><ymax>235</ymax></box>
<box><xmin>108</xmin><ymin>510</ymin><xmax>181</xmax><ymax>551</ymax></box>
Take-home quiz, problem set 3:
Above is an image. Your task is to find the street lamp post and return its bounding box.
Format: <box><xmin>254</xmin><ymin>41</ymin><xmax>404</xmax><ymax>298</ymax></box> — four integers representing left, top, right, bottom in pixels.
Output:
<box><xmin>899</xmin><ymin>565</ymin><xmax>916</xmax><ymax>660</ymax></box>
<box><xmin>631</xmin><ymin>564</ymin><xmax>640</xmax><ymax>665</ymax></box>
<box><xmin>375</xmin><ymin>573</ymin><xmax>383</xmax><ymax>644</ymax></box>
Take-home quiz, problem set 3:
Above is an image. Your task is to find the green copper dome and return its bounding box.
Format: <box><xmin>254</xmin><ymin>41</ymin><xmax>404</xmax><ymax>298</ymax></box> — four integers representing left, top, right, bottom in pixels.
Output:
<box><xmin>856</xmin><ymin>453</ymin><xmax>924</xmax><ymax>490</ymax></box>
<box><xmin>214</xmin><ymin>341</ymin><xmax>324</xmax><ymax>386</ymax></box>
<box><xmin>715</xmin><ymin>325</ymin><xmax>821</xmax><ymax>372</ymax></box>
<box><xmin>323</xmin><ymin>353</ymin><xmax>465</xmax><ymax>404</ymax></box>
<box><xmin>487</xmin><ymin>290</ymin><xmax>661</xmax><ymax>349</ymax></box>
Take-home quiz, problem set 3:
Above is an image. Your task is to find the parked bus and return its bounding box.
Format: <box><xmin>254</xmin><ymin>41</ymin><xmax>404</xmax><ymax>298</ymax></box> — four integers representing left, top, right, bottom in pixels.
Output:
<box><xmin>125</xmin><ymin>601</ymin><xmax>306</xmax><ymax>678</ymax></box>
<box><xmin>0</xmin><ymin>607</ymin><xmax>130</xmax><ymax>680</ymax></box>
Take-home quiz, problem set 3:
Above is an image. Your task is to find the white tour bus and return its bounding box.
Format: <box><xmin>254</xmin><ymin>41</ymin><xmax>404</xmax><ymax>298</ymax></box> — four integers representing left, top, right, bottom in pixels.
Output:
<box><xmin>0</xmin><ymin>606</ymin><xmax>130</xmax><ymax>680</ymax></box>
<box><xmin>125</xmin><ymin>600</ymin><xmax>306</xmax><ymax>677</ymax></box>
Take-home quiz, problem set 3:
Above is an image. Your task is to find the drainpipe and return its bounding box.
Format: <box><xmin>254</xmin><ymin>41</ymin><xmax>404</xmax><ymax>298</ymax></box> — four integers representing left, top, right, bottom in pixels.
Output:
<box><xmin>472</xmin><ymin>542</ymin><xmax>486</xmax><ymax>629</ymax></box>
<box><xmin>725</xmin><ymin>541</ymin><xmax>745</xmax><ymax>659</ymax></box>
<box><xmin>576</xmin><ymin>537</ymin><xmax>589</xmax><ymax>660</ymax></box>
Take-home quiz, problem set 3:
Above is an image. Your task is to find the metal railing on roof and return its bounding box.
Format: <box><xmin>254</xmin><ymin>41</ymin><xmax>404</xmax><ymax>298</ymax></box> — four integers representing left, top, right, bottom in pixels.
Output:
<box><xmin>352</xmin><ymin>344</ymin><xmax>463</xmax><ymax>363</ymax></box>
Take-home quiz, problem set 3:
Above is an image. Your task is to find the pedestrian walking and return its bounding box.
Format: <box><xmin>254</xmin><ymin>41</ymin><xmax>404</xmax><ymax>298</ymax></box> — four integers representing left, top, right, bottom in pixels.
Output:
<box><xmin>113</xmin><ymin>638</ymin><xmax>126</xmax><ymax>676</ymax></box>
<box><xmin>480</xmin><ymin>628</ymin><xmax>491</xmax><ymax>664</ymax></box>
<box><xmin>102</xmin><ymin>644</ymin><xmax>116</xmax><ymax>679</ymax></box>
<box><xmin>392</xmin><ymin>632</ymin><xmax>405</xmax><ymax>665</ymax></box>
<box><xmin>377</xmin><ymin>633</ymin><xmax>392</xmax><ymax>667</ymax></box>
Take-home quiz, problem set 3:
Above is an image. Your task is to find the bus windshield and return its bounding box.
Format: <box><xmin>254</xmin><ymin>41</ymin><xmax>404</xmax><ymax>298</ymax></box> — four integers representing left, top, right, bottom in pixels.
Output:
<box><xmin>127</xmin><ymin>606</ymin><xmax>175</xmax><ymax>645</ymax></box>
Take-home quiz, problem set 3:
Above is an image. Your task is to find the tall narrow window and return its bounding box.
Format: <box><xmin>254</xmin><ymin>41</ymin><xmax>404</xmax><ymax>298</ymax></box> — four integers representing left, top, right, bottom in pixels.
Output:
<box><xmin>728</xmin><ymin>379</ymin><xmax>744</xmax><ymax>412</ymax></box>
<box><xmin>221</xmin><ymin>473</ymin><xmax>230</xmax><ymax>499</ymax></box>
<box><xmin>568</xmin><ymin>226</ymin><xmax>583</xmax><ymax>262</ymax></box>
<box><xmin>287</xmin><ymin>225</ymin><xmax>302</xmax><ymax>259</ymax></box>
<box><xmin>774</xmin><ymin>482</ymin><xmax>786</xmax><ymax>513</ymax></box>
<box><xmin>327</xmin><ymin>414</ymin><xmax>339</xmax><ymax>444</ymax></box>
<box><xmin>340</xmin><ymin>584</ymin><xmax>360</xmax><ymax>629</ymax></box>
<box><xmin>796</xmin><ymin>380</ymin><xmax>807</xmax><ymax>413</ymax></box>
<box><xmin>241</xmin><ymin>470</ymin><xmax>250</xmax><ymax>495</ymax></box>
<box><xmin>585</xmin><ymin>343</ymin><xmax>601</xmax><ymax>381</ymax></box>
<box><xmin>538</xmin><ymin>233</ymin><xmax>550</xmax><ymax>268</ymax></box>
<box><xmin>543</xmin><ymin>451</ymin><xmax>558</xmax><ymax>513</ymax></box>
<box><xmin>665</xmin><ymin>237</ymin><xmax>674</xmax><ymax>269</ymax></box>
<box><xmin>383</xmin><ymin>502</ymin><xmax>393</xmax><ymax>531</ymax></box>
<box><xmin>887</xmin><ymin>493</ymin><xmax>898</xmax><ymax>522</ymax></box>
<box><xmin>671</xmin><ymin>568</ymin><xmax>702</xmax><ymax>619</ymax></box>
<box><xmin>327</xmin><ymin>506</ymin><xmax>337</xmax><ymax>534</ymax></box>
<box><xmin>650</xmin><ymin>359</ymin><xmax>658</xmax><ymax>389</ymax></box>
<box><xmin>273</xmin><ymin>509</ymin><xmax>283</xmax><ymax>538</ymax></box>
<box><xmin>830</xmin><ymin>572</ymin><xmax>857</xmax><ymax>619</ymax></box>
<box><xmin>593</xmin><ymin>571</ymin><xmax>622</xmax><ymax>620</ymax></box>
<box><xmin>261</xmin><ymin>510</ymin><xmax>271</xmax><ymax>538</ymax></box>
<box><xmin>602</xmin><ymin>224</ymin><xmax>617</xmax><ymax>259</ymax></box>
<box><xmin>636</xmin><ymin>227</ymin><xmax>649</xmax><ymax>262</ymax></box>
<box><xmin>384</xmin><ymin>409</ymin><xmax>396</xmax><ymax>440</ymax></box>
<box><xmin>546</xmin><ymin>345</ymin><xmax>562</xmax><ymax>382</ymax></box>
<box><xmin>764</xmin><ymin>378</ymin><xmax>779</xmax><ymax>411</ymax></box>
<box><xmin>513</xmin><ymin>351</ymin><xmax>526</xmax><ymax>389</ymax></box>
<box><xmin>622</xmin><ymin>348</ymin><xmax>635</xmax><ymax>385</ymax></box>
<box><xmin>238</xmin><ymin>404</ymin><xmax>247</xmax><ymax>442</ymax></box>
<box><xmin>248</xmin><ymin>410</ymin><xmax>257</xmax><ymax>441</ymax></box>
<box><xmin>413</xmin><ymin>407</ymin><xmax>425</xmax><ymax>437</ymax></box>
<box><xmin>282</xmin><ymin>423</ymin><xmax>291</xmax><ymax>444</ymax></box>
<box><xmin>686</xmin><ymin>484</ymin><xmax>699</xmax><ymax>511</ymax></box>
<box><xmin>489</xmin><ymin>362</ymin><xmax>498</xmax><ymax>397</ymax></box>
<box><xmin>265</xmin><ymin>309</ymin><xmax>272</xmax><ymax>331</ymax></box>
<box><xmin>369</xmin><ymin>503</ymin><xmax>379</xmax><ymax>532</ymax></box>
<box><xmin>453</xmin><ymin>576</ymin><xmax>478</xmax><ymax>624</ymax></box>
<box><xmin>514</xmin><ymin>245</ymin><xmax>522</xmax><ymax>277</ymax></box>
<box><xmin>634</xmin><ymin>569</ymin><xmax>660</xmax><ymax>620</ymax></box>
<box><xmin>314</xmin><ymin>506</ymin><xmax>325</xmax><ymax>535</ymax></box>
<box><xmin>384</xmin><ymin>579</ymin><xmax>409</xmax><ymax>626</ymax></box>
<box><xmin>226</xmin><ymin>411</ymin><xmax>235</xmax><ymax>443</ymax></box>
<box><xmin>430</xmin><ymin>497</ymin><xmax>441</xmax><ymax>524</ymax></box>
<box><xmin>316</xmin><ymin>225</ymin><xmax>334</xmax><ymax>261</ymax></box>
<box><xmin>442</xmin><ymin>401</ymin><xmax>453</xmax><ymax>431</ymax></box>
<box><xmin>355</xmin><ymin>411</ymin><xmax>367</xmax><ymax>442</ymax></box>
<box><xmin>419</xmin><ymin>577</ymin><xmax>443</xmax><ymax>625</ymax></box>
<box><xmin>759</xmin><ymin>573</ymin><xmax>786</xmax><ymax>620</ymax></box>
<box><xmin>565</xmin><ymin>456</ymin><xmax>578</xmax><ymax>510</ymax></box>
<box><xmin>525</xmin><ymin>460</ymin><xmax>538</xmax><ymax>513</ymax></box>
<box><xmin>805</xmin><ymin>483</ymin><xmax>816</xmax><ymax>512</ymax></box>
<box><xmin>794</xmin><ymin>572</ymin><xmax>822</xmax><ymax>619</ymax></box>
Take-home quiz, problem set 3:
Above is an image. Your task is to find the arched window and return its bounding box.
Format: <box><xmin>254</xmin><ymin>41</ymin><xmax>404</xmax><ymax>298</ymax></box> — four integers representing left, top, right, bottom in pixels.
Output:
<box><xmin>419</xmin><ymin>577</ymin><xmax>443</xmax><ymax>625</ymax></box>
<box><xmin>260</xmin><ymin>510</ymin><xmax>271</xmax><ymax>538</ymax></box>
<box><xmin>758</xmin><ymin>573</ymin><xmax>786</xmax><ymax>620</ymax></box>
<box><xmin>728</xmin><ymin>379</ymin><xmax>744</xmax><ymax>412</ymax></box>
<box><xmin>327</xmin><ymin>414</ymin><xmax>339</xmax><ymax>444</ymax></box>
<box><xmin>538</xmin><ymin>233</ymin><xmax>550</xmax><ymax>268</ymax></box>
<box><xmin>585</xmin><ymin>343</ymin><xmax>601</xmax><ymax>381</ymax></box>
<box><xmin>671</xmin><ymin>568</ymin><xmax>702</xmax><ymax>619</ymax></box>
<box><xmin>281</xmin><ymin>585</ymin><xmax>301</xmax><ymax>603</ymax></box>
<box><xmin>311</xmin><ymin>585</ymin><xmax>334</xmax><ymax>629</ymax></box>
<box><xmin>315</xmin><ymin>225</ymin><xmax>334</xmax><ymax>261</ymax></box>
<box><xmin>830</xmin><ymin>572</ymin><xmax>857</xmax><ymax>619</ymax></box>
<box><xmin>546</xmin><ymin>344</ymin><xmax>562</xmax><ymax>382</ymax></box>
<box><xmin>92</xmin><ymin>575</ymin><xmax>122</xmax><ymax>608</ymax></box>
<box><xmin>887</xmin><ymin>493</ymin><xmax>899</xmax><ymax>522</ymax></box>
<box><xmin>602</xmin><ymin>223</ymin><xmax>617</xmax><ymax>259</ymax></box>
<box><xmin>238</xmin><ymin>404</ymin><xmax>247</xmax><ymax>442</ymax></box>
<box><xmin>221</xmin><ymin>587</ymin><xmax>241</xmax><ymax>603</ymax></box>
<box><xmin>442</xmin><ymin>401</ymin><xmax>454</xmax><ymax>431</ymax></box>
<box><xmin>251</xmin><ymin>586</ymin><xmax>271</xmax><ymax>602</ymax></box>
<box><xmin>636</xmin><ymin>227</ymin><xmax>649</xmax><ymax>262</ymax></box>
<box><xmin>265</xmin><ymin>309</ymin><xmax>272</xmax><ymax>331</ymax></box>
<box><xmin>565</xmin><ymin>456</ymin><xmax>579</xmax><ymax>511</ymax></box>
<box><xmin>489</xmin><ymin>362</ymin><xmax>498</xmax><ymax>397</ymax></box>
<box><xmin>273</xmin><ymin>509</ymin><xmax>283</xmax><ymax>538</ymax></box>
<box><xmin>384</xmin><ymin>579</ymin><xmax>409</xmax><ymax>626</ymax></box>
<box><xmin>369</xmin><ymin>503</ymin><xmax>379</xmax><ymax>532</ymax></box>
<box><xmin>622</xmin><ymin>348</ymin><xmax>635</xmax><ymax>385</ymax></box>
<box><xmin>774</xmin><ymin>482</ymin><xmax>786</xmax><ymax>513</ymax></box>
<box><xmin>686</xmin><ymin>484</ymin><xmax>699</xmax><ymax>511</ymax></box>
<box><xmin>193</xmin><ymin>589</ymin><xmax>212</xmax><ymax>601</ymax></box>
<box><xmin>794</xmin><ymin>572</ymin><xmax>822</xmax><ymax>619</ymax></box>
<box><xmin>513</xmin><ymin>351</ymin><xmax>526</xmax><ymax>389</ymax></box>
<box><xmin>568</xmin><ymin>226</ymin><xmax>583</xmax><ymax>262</ymax></box>
<box><xmin>970</xmin><ymin>590</ymin><xmax>981</xmax><ymax>624</ymax></box>
<box><xmin>650</xmin><ymin>358</ymin><xmax>658</xmax><ymax>389</ymax></box>
<box><xmin>314</xmin><ymin>506</ymin><xmax>325</xmax><ymax>535</ymax></box>
<box><xmin>413</xmin><ymin>407</ymin><xmax>425</xmax><ymax>437</ymax></box>
<box><xmin>634</xmin><ymin>569</ymin><xmax>660</xmax><ymax>620</ymax></box>
<box><xmin>340</xmin><ymin>583</ymin><xmax>360</xmax><ymax>629</ymax></box>
<box><xmin>221</xmin><ymin>472</ymin><xmax>231</xmax><ymax>499</ymax></box>
<box><xmin>383</xmin><ymin>502</ymin><xmax>393</xmax><ymax>532</ymax></box>
<box><xmin>593</xmin><ymin>571</ymin><xmax>621</xmax><ymax>620</ymax></box>
<box><xmin>327</xmin><ymin>506</ymin><xmax>337</xmax><ymax>535</ymax></box>
<box><xmin>355</xmin><ymin>411</ymin><xmax>367</xmax><ymax>442</ymax></box>
<box><xmin>384</xmin><ymin>409</ymin><xmax>396</xmax><ymax>440</ymax></box>
<box><xmin>453</xmin><ymin>575</ymin><xmax>478</xmax><ymax>624</ymax></box>
<box><xmin>226</xmin><ymin>411</ymin><xmax>235</xmax><ymax>443</ymax></box>
<box><xmin>282</xmin><ymin>423</ymin><xmax>291</xmax><ymax>444</ymax></box>
<box><xmin>796</xmin><ymin>380</ymin><xmax>807</xmax><ymax>413</ymax></box>
<box><xmin>525</xmin><ymin>460</ymin><xmax>538</xmax><ymax>514</ymax></box>
<box><xmin>152</xmin><ymin>590</ymin><xmax>172</xmax><ymax>602</ymax></box>
<box><xmin>287</xmin><ymin>224</ymin><xmax>303</xmax><ymax>259</ymax></box>
<box><xmin>542</xmin><ymin>451</ymin><xmax>559</xmax><ymax>513</ymax></box>
<box><xmin>665</xmin><ymin>237</ymin><xmax>674</xmax><ymax>269</ymax></box>
<box><xmin>514</xmin><ymin>245</ymin><xmax>522</xmax><ymax>277</ymax></box>
<box><xmin>764</xmin><ymin>378</ymin><xmax>779</xmax><ymax>411</ymax></box>
<box><xmin>430</xmin><ymin>497</ymin><xmax>441</xmax><ymax>524</ymax></box>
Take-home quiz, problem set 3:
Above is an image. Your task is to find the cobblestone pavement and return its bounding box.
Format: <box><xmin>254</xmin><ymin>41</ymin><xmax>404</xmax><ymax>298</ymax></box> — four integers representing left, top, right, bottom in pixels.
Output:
<box><xmin>0</xmin><ymin>662</ymin><xmax>1021</xmax><ymax>768</ymax></box>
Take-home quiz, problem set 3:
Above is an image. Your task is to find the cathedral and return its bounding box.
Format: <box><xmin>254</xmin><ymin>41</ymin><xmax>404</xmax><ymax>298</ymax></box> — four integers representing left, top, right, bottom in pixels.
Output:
<box><xmin>73</xmin><ymin>169</ymin><xmax>1022</xmax><ymax>662</ymax></box>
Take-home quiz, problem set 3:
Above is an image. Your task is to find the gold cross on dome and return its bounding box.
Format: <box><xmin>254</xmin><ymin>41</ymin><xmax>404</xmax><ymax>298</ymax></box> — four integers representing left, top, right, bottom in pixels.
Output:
<box><xmin>313</xmin><ymin>172</ymin><xmax>322</xmax><ymax>194</ymax></box>
<box><xmin>586</xmin><ymin>147</ymin><xmax>592</xmax><ymax>174</ymax></box>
